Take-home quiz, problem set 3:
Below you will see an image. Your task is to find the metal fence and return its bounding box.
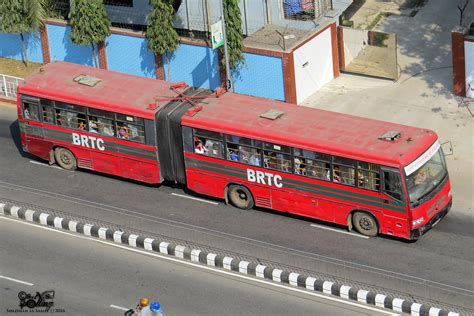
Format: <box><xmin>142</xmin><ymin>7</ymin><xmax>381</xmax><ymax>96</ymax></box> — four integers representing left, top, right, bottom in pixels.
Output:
<box><xmin>0</xmin><ymin>74</ymin><xmax>23</xmax><ymax>100</ymax></box>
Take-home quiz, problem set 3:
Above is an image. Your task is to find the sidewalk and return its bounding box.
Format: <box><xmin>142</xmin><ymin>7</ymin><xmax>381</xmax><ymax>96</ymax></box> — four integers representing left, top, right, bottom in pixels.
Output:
<box><xmin>304</xmin><ymin>0</ymin><xmax>473</xmax><ymax>216</ymax></box>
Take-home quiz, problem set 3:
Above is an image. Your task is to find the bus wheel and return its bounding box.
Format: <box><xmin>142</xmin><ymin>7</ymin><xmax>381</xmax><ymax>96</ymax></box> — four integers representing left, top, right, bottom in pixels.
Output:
<box><xmin>353</xmin><ymin>212</ymin><xmax>378</xmax><ymax>237</ymax></box>
<box><xmin>228</xmin><ymin>185</ymin><xmax>254</xmax><ymax>210</ymax></box>
<box><xmin>54</xmin><ymin>148</ymin><xmax>77</xmax><ymax>170</ymax></box>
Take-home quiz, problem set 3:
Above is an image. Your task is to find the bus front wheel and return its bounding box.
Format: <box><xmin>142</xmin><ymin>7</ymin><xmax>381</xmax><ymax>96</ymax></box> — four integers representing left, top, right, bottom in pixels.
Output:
<box><xmin>54</xmin><ymin>148</ymin><xmax>77</xmax><ymax>170</ymax></box>
<box><xmin>353</xmin><ymin>212</ymin><xmax>378</xmax><ymax>237</ymax></box>
<box><xmin>228</xmin><ymin>185</ymin><xmax>254</xmax><ymax>210</ymax></box>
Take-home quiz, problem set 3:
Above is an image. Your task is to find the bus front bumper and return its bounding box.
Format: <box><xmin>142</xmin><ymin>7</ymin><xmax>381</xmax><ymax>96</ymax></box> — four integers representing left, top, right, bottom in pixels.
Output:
<box><xmin>410</xmin><ymin>199</ymin><xmax>452</xmax><ymax>240</ymax></box>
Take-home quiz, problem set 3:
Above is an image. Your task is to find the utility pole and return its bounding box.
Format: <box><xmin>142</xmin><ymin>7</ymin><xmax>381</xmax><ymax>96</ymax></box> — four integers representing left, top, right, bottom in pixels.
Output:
<box><xmin>219</xmin><ymin>0</ymin><xmax>233</xmax><ymax>92</ymax></box>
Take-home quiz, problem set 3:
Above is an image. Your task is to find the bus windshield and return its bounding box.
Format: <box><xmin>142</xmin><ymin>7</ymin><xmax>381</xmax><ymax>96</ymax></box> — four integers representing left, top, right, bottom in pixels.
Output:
<box><xmin>405</xmin><ymin>147</ymin><xmax>447</xmax><ymax>205</ymax></box>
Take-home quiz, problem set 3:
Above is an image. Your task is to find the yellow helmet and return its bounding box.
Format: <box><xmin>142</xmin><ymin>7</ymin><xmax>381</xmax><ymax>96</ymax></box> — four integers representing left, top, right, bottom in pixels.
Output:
<box><xmin>139</xmin><ymin>298</ymin><xmax>150</xmax><ymax>307</ymax></box>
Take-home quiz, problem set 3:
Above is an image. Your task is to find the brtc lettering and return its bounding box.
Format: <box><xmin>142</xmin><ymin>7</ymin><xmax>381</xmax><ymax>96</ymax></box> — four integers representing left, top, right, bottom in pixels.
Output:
<box><xmin>247</xmin><ymin>169</ymin><xmax>283</xmax><ymax>188</ymax></box>
<box><xmin>72</xmin><ymin>133</ymin><xmax>105</xmax><ymax>151</ymax></box>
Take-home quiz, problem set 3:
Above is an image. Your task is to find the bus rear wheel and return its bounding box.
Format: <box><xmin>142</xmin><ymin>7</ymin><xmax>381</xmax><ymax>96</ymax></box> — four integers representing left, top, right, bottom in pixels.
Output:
<box><xmin>228</xmin><ymin>185</ymin><xmax>254</xmax><ymax>210</ymax></box>
<box><xmin>353</xmin><ymin>212</ymin><xmax>378</xmax><ymax>237</ymax></box>
<box><xmin>54</xmin><ymin>148</ymin><xmax>77</xmax><ymax>170</ymax></box>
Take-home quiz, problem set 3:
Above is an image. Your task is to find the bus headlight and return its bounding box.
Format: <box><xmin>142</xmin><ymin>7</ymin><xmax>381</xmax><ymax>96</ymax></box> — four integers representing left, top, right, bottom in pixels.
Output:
<box><xmin>412</xmin><ymin>217</ymin><xmax>424</xmax><ymax>227</ymax></box>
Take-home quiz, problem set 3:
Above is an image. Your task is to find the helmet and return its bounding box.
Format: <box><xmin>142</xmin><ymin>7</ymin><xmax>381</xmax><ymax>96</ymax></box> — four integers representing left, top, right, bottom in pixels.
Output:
<box><xmin>139</xmin><ymin>297</ymin><xmax>150</xmax><ymax>307</ymax></box>
<box><xmin>150</xmin><ymin>302</ymin><xmax>161</xmax><ymax>311</ymax></box>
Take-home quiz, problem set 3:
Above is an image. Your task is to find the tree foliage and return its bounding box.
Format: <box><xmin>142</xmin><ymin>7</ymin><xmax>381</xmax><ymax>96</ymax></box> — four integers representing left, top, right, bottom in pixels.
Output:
<box><xmin>0</xmin><ymin>0</ymin><xmax>46</xmax><ymax>65</ymax></box>
<box><xmin>68</xmin><ymin>0</ymin><xmax>111</xmax><ymax>67</ymax></box>
<box><xmin>145</xmin><ymin>0</ymin><xmax>180</xmax><ymax>78</ymax></box>
<box><xmin>223</xmin><ymin>0</ymin><xmax>244</xmax><ymax>69</ymax></box>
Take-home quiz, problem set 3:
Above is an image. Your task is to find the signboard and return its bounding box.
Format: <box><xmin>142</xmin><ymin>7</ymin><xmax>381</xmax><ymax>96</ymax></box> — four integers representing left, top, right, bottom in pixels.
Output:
<box><xmin>404</xmin><ymin>140</ymin><xmax>440</xmax><ymax>176</ymax></box>
<box><xmin>211</xmin><ymin>19</ymin><xmax>224</xmax><ymax>49</ymax></box>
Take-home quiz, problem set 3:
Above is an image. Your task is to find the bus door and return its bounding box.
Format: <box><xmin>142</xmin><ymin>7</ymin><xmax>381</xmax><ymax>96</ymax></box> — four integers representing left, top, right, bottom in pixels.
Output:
<box><xmin>381</xmin><ymin>167</ymin><xmax>408</xmax><ymax>236</ymax></box>
<box><xmin>20</xmin><ymin>96</ymin><xmax>47</xmax><ymax>158</ymax></box>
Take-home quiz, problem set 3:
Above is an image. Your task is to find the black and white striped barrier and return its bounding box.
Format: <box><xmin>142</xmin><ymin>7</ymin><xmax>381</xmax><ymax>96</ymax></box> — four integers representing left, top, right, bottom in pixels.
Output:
<box><xmin>0</xmin><ymin>202</ymin><xmax>459</xmax><ymax>316</ymax></box>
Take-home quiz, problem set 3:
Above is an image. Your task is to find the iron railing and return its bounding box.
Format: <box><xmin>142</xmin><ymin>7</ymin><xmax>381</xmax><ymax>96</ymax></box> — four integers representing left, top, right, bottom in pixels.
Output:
<box><xmin>0</xmin><ymin>73</ymin><xmax>23</xmax><ymax>100</ymax></box>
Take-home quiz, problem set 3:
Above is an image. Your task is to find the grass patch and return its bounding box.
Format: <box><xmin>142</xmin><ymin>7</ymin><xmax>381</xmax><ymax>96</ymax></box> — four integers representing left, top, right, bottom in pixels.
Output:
<box><xmin>0</xmin><ymin>58</ymin><xmax>43</xmax><ymax>78</ymax></box>
<box><xmin>366</xmin><ymin>12</ymin><xmax>390</xmax><ymax>30</ymax></box>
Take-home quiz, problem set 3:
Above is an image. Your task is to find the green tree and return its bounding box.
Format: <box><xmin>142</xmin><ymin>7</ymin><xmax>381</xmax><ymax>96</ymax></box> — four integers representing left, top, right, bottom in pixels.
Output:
<box><xmin>68</xmin><ymin>0</ymin><xmax>111</xmax><ymax>68</ymax></box>
<box><xmin>145</xmin><ymin>0</ymin><xmax>180</xmax><ymax>80</ymax></box>
<box><xmin>0</xmin><ymin>0</ymin><xmax>46</xmax><ymax>66</ymax></box>
<box><xmin>223</xmin><ymin>0</ymin><xmax>244</xmax><ymax>69</ymax></box>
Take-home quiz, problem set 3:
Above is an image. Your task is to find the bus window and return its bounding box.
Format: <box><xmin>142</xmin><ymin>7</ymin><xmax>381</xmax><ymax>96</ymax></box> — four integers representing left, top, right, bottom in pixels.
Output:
<box><xmin>225</xmin><ymin>135</ymin><xmax>260</xmax><ymax>165</ymax></box>
<box><xmin>294</xmin><ymin>149</ymin><xmax>331</xmax><ymax>180</ymax></box>
<box><xmin>332</xmin><ymin>157</ymin><xmax>356</xmax><ymax>186</ymax></box>
<box><xmin>193</xmin><ymin>129</ymin><xmax>223</xmax><ymax>157</ymax></box>
<box><xmin>23</xmin><ymin>101</ymin><xmax>39</xmax><ymax>121</ymax></box>
<box><xmin>42</xmin><ymin>105</ymin><xmax>55</xmax><ymax>124</ymax></box>
<box><xmin>383</xmin><ymin>168</ymin><xmax>403</xmax><ymax>201</ymax></box>
<box><xmin>204</xmin><ymin>139</ymin><xmax>224</xmax><ymax>158</ymax></box>
<box><xmin>117</xmin><ymin>122</ymin><xmax>145</xmax><ymax>143</ymax></box>
<box><xmin>264</xmin><ymin>150</ymin><xmax>291</xmax><ymax>172</ymax></box>
<box><xmin>357</xmin><ymin>162</ymin><xmax>380</xmax><ymax>191</ymax></box>
<box><xmin>55</xmin><ymin>109</ymin><xmax>86</xmax><ymax>129</ymax></box>
<box><xmin>87</xmin><ymin>109</ymin><xmax>115</xmax><ymax>136</ymax></box>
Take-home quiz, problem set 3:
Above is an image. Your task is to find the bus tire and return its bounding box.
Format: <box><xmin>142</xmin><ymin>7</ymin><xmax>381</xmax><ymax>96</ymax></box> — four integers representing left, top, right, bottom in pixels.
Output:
<box><xmin>228</xmin><ymin>185</ymin><xmax>254</xmax><ymax>210</ymax></box>
<box><xmin>54</xmin><ymin>147</ymin><xmax>77</xmax><ymax>170</ymax></box>
<box><xmin>352</xmin><ymin>211</ymin><xmax>378</xmax><ymax>237</ymax></box>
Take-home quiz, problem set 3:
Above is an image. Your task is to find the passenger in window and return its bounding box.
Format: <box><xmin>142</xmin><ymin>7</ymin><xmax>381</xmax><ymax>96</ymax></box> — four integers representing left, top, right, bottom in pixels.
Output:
<box><xmin>357</xmin><ymin>167</ymin><xmax>367</xmax><ymax>187</ymax></box>
<box><xmin>98</xmin><ymin>118</ymin><xmax>114</xmax><ymax>136</ymax></box>
<box><xmin>194</xmin><ymin>137</ymin><xmax>207</xmax><ymax>154</ymax></box>
<box><xmin>78</xmin><ymin>121</ymin><xmax>86</xmax><ymax>130</ymax></box>
<box><xmin>118</xmin><ymin>123</ymin><xmax>130</xmax><ymax>139</ymax></box>
<box><xmin>204</xmin><ymin>139</ymin><xmax>215</xmax><ymax>153</ymax></box>
<box><xmin>414</xmin><ymin>169</ymin><xmax>427</xmax><ymax>185</ymax></box>
<box><xmin>42</xmin><ymin>106</ymin><xmax>54</xmax><ymax>123</ymax></box>
<box><xmin>249</xmin><ymin>150</ymin><xmax>261</xmax><ymax>166</ymax></box>
<box><xmin>24</xmin><ymin>107</ymin><xmax>30</xmax><ymax>119</ymax></box>
<box><xmin>333</xmin><ymin>166</ymin><xmax>342</xmax><ymax>183</ymax></box>
<box><xmin>88</xmin><ymin>117</ymin><xmax>99</xmax><ymax>133</ymax></box>
<box><xmin>228</xmin><ymin>149</ymin><xmax>239</xmax><ymax>161</ymax></box>
<box><xmin>343</xmin><ymin>168</ymin><xmax>355</xmax><ymax>186</ymax></box>
<box><xmin>128</xmin><ymin>124</ymin><xmax>139</xmax><ymax>140</ymax></box>
<box><xmin>55</xmin><ymin>111</ymin><xmax>62</xmax><ymax>125</ymax></box>
<box><xmin>277</xmin><ymin>154</ymin><xmax>290</xmax><ymax>172</ymax></box>
<box><xmin>210</xmin><ymin>143</ymin><xmax>222</xmax><ymax>157</ymax></box>
<box><xmin>294</xmin><ymin>157</ymin><xmax>306</xmax><ymax>175</ymax></box>
<box><xmin>239</xmin><ymin>146</ymin><xmax>250</xmax><ymax>163</ymax></box>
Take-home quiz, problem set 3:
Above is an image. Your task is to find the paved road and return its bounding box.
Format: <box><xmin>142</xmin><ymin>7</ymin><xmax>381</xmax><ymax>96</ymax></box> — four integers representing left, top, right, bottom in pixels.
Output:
<box><xmin>1</xmin><ymin>101</ymin><xmax>473</xmax><ymax>314</ymax></box>
<box><xmin>0</xmin><ymin>217</ymin><xmax>394</xmax><ymax>316</ymax></box>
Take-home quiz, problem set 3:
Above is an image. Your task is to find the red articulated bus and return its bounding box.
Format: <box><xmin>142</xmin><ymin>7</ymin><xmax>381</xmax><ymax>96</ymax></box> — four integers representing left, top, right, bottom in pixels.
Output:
<box><xmin>17</xmin><ymin>62</ymin><xmax>452</xmax><ymax>240</ymax></box>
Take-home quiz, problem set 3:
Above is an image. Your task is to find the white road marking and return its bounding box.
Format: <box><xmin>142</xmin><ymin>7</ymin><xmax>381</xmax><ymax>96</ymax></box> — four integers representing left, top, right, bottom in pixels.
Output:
<box><xmin>29</xmin><ymin>160</ymin><xmax>63</xmax><ymax>170</ymax></box>
<box><xmin>171</xmin><ymin>193</ymin><xmax>219</xmax><ymax>205</ymax></box>
<box><xmin>2</xmin><ymin>217</ymin><xmax>396</xmax><ymax>315</ymax></box>
<box><xmin>0</xmin><ymin>275</ymin><xmax>34</xmax><ymax>286</ymax></box>
<box><xmin>0</xmin><ymin>182</ymin><xmax>467</xmax><ymax>294</ymax></box>
<box><xmin>310</xmin><ymin>224</ymin><xmax>370</xmax><ymax>239</ymax></box>
<box><xmin>110</xmin><ymin>305</ymin><xmax>130</xmax><ymax>311</ymax></box>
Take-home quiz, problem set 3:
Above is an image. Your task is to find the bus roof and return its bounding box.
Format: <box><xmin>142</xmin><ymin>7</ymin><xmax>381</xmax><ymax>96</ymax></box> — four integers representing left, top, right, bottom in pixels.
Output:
<box><xmin>18</xmin><ymin>61</ymin><xmax>176</xmax><ymax>119</ymax></box>
<box><xmin>20</xmin><ymin>62</ymin><xmax>436</xmax><ymax>167</ymax></box>
<box><xmin>182</xmin><ymin>93</ymin><xmax>437</xmax><ymax>167</ymax></box>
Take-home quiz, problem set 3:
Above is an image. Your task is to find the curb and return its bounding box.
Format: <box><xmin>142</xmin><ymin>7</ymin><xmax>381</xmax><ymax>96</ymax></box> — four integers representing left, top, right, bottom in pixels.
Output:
<box><xmin>0</xmin><ymin>202</ymin><xmax>459</xmax><ymax>316</ymax></box>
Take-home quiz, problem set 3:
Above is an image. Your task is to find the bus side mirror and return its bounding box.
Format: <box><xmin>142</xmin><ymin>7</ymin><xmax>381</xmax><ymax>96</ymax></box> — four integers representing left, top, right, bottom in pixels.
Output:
<box><xmin>441</xmin><ymin>141</ymin><xmax>453</xmax><ymax>156</ymax></box>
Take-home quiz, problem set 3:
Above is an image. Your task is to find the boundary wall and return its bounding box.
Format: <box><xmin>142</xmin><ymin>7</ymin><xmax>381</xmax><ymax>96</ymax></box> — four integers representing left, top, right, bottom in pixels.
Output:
<box><xmin>0</xmin><ymin>19</ymin><xmax>340</xmax><ymax>103</ymax></box>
